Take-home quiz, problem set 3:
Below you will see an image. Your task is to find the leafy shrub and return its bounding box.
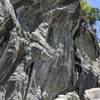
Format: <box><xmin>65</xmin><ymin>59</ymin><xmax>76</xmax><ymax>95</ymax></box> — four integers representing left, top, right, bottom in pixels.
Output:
<box><xmin>80</xmin><ymin>0</ymin><xmax>100</xmax><ymax>23</ymax></box>
<box><xmin>80</xmin><ymin>0</ymin><xmax>91</xmax><ymax>15</ymax></box>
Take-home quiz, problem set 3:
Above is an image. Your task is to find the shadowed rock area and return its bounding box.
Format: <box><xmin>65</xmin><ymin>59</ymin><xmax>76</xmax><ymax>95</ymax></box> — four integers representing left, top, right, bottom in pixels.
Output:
<box><xmin>0</xmin><ymin>0</ymin><xmax>100</xmax><ymax>100</ymax></box>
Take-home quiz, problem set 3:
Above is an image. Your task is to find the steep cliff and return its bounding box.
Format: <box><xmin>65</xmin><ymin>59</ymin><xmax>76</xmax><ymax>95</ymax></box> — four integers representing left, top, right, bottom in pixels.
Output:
<box><xmin>0</xmin><ymin>0</ymin><xmax>100</xmax><ymax>100</ymax></box>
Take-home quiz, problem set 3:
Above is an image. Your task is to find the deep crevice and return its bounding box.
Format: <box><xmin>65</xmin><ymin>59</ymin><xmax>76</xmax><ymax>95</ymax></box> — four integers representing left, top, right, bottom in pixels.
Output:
<box><xmin>23</xmin><ymin>62</ymin><xmax>34</xmax><ymax>100</ymax></box>
<box><xmin>74</xmin><ymin>45</ymin><xmax>82</xmax><ymax>75</ymax></box>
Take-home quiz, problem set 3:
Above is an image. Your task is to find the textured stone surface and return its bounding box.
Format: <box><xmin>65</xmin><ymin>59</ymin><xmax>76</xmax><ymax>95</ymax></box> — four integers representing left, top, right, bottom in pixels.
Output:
<box><xmin>84</xmin><ymin>88</ymin><xmax>100</xmax><ymax>100</ymax></box>
<box><xmin>0</xmin><ymin>0</ymin><xmax>99</xmax><ymax>100</ymax></box>
<box><xmin>55</xmin><ymin>92</ymin><xmax>80</xmax><ymax>100</ymax></box>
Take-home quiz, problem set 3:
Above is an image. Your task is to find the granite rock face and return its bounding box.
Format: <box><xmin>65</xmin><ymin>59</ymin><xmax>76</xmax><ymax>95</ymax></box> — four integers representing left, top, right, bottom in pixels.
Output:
<box><xmin>0</xmin><ymin>0</ymin><xmax>100</xmax><ymax>100</ymax></box>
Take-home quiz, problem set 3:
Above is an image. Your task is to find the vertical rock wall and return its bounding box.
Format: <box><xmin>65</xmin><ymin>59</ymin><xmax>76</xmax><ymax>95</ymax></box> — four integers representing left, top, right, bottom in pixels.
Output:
<box><xmin>0</xmin><ymin>0</ymin><xmax>100</xmax><ymax>100</ymax></box>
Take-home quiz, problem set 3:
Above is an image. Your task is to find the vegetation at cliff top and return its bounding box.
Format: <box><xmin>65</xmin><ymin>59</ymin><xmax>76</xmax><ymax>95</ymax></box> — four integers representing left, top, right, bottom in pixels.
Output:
<box><xmin>80</xmin><ymin>0</ymin><xmax>100</xmax><ymax>24</ymax></box>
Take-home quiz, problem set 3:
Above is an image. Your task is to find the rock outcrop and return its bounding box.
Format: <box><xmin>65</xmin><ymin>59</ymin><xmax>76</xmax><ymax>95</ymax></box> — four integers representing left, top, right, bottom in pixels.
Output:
<box><xmin>84</xmin><ymin>88</ymin><xmax>100</xmax><ymax>100</ymax></box>
<box><xmin>55</xmin><ymin>92</ymin><xmax>80</xmax><ymax>100</ymax></box>
<box><xmin>55</xmin><ymin>88</ymin><xmax>100</xmax><ymax>100</ymax></box>
<box><xmin>0</xmin><ymin>0</ymin><xmax>100</xmax><ymax>100</ymax></box>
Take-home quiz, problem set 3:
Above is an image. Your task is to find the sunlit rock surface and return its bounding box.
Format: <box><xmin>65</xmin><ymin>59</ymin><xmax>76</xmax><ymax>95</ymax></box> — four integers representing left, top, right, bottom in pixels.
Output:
<box><xmin>55</xmin><ymin>92</ymin><xmax>80</xmax><ymax>100</ymax></box>
<box><xmin>84</xmin><ymin>88</ymin><xmax>100</xmax><ymax>100</ymax></box>
<box><xmin>0</xmin><ymin>0</ymin><xmax>100</xmax><ymax>100</ymax></box>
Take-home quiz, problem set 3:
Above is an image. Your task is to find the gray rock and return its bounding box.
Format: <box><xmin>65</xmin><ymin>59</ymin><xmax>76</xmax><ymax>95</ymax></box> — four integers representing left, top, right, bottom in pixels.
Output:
<box><xmin>0</xmin><ymin>0</ymin><xmax>100</xmax><ymax>100</ymax></box>
<box><xmin>84</xmin><ymin>88</ymin><xmax>100</xmax><ymax>100</ymax></box>
<box><xmin>55</xmin><ymin>92</ymin><xmax>80</xmax><ymax>100</ymax></box>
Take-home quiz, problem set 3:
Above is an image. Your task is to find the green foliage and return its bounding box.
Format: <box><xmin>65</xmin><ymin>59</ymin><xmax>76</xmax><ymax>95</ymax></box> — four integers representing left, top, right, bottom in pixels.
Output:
<box><xmin>80</xmin><ymin>0</ymin><xmax>91</xmax><ymax>15</ymax></box>
<box><xmin>80</xmin><ymin>0</ymin><xmax>100</xmax><ymax>23</ymax></box>
<box><xmin>96</xmin><ymin>8</ymin><xmax>100</xmax><ymax>20</ymax></box>
<box><xmin>89</xmin><ymin>8</ymin><xmax>100</xmax><ymax>24</ymax></box>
